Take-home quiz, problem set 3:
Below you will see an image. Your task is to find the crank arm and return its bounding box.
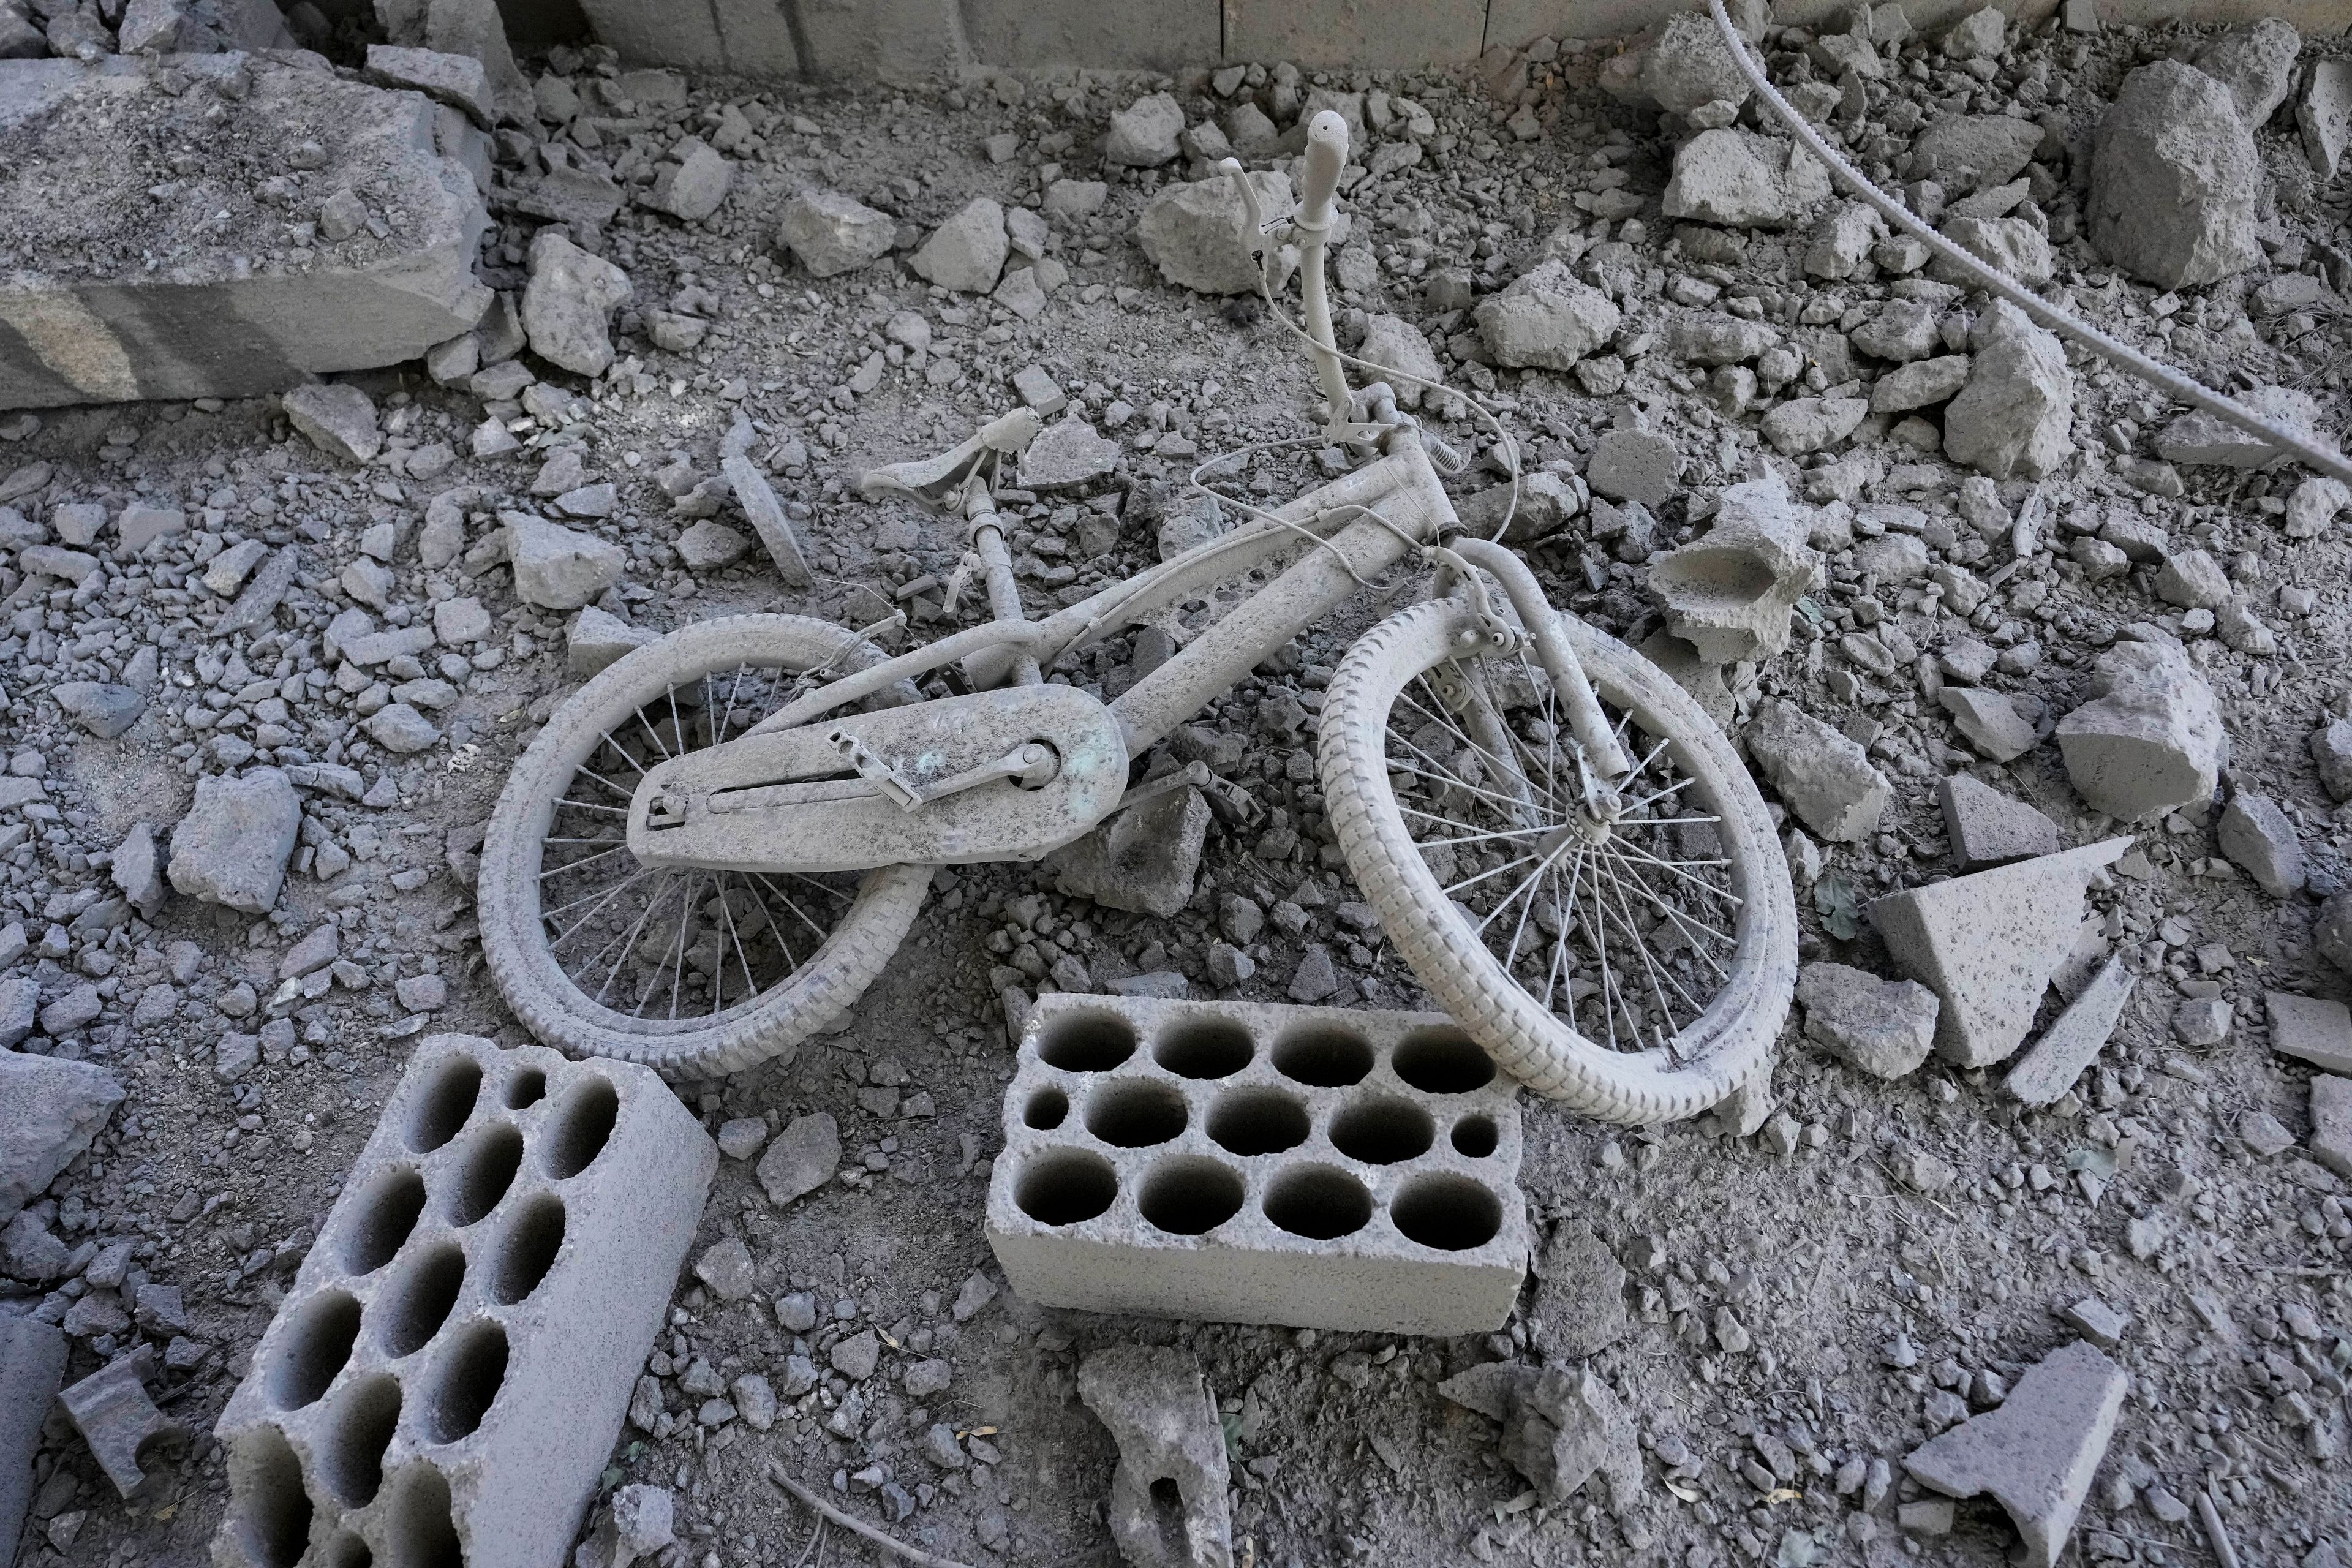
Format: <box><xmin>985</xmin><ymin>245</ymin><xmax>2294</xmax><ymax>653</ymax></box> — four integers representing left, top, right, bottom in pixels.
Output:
<box><xmin>913</xmin><ymin>741</ymin><xmax>1060</xmax><ymax>808</ymax></box>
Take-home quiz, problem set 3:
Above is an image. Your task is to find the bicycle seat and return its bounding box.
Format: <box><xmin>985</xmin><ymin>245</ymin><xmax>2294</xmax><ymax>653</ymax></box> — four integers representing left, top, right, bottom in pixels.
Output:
<box><xmin>857</xmin><ymin>406</ymin><xmax>1044</xmax><ymax>515</ymax></box>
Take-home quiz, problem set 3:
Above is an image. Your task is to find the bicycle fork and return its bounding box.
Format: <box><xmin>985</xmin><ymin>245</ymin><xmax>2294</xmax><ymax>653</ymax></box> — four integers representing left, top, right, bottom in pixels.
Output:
<box><xmin>965</xmin><ymin>486</ymin><xmax>1042</xmax><ymax>688</ymax></box>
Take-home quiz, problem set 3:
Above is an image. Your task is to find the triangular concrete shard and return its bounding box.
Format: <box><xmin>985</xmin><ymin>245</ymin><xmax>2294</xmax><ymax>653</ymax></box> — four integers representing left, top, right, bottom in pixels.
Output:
<box><xmin>1868</xmin><ymin>838</ymin><xmax>2132</xmax><ymax>1068</ymax></box>
<box><xmin>2007</xmin><ymin>955</ymin><xmax>2136</xmax><ymax>1107</ymax></box>
<box><xmin>1903</xmin><ymin>1340</ymin><xmax>2126</xmax><ymax>1568</ymax></box>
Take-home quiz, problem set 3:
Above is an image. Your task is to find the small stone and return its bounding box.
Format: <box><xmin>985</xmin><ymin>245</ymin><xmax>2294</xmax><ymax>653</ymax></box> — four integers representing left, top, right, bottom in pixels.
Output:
<box><xmin>1940</xmin><ymin>687</ymin><xmax>2038</xmax><ymax>764</ymax></box>
<box><xmin>2059</xmin><ymin>1299</ymin><xmax>2127</xmax><ymax>1349</ymax></box>
<box><xmin>756</xmin><ymin>1113</ymin><xmax>840</xmax><ymax>1206</ymax></box>
<box><xmin>908</xmin><ymin>197</ymin><xmax>1008</xmax><ymax>294</ymax></box>
<box><xmin>1021</xmin><ymin>418</ymin><xmax>1119</xmax><ymax>490</ymax></box>
<box><xmin>51</xmin><ymin>683</ymin><xmax>145</xmax><ymax>740</ymax></box>
<box><xmin>1744</xmin><ymin>698</ymin><xmax>1890</xmax><ymax>842</ymax></box>
<box><xmin>646</xmin><ymin>136</ymin><xmax>732</xmax><ymax>223</ymax></box>
<box><xmin>281</xmin><ymin>383</ymin><xmax>382</xmax><ymax>464</ymax></box>
<box><xmin>568</xmin><ymin>605</ymin><xmax>657</xmax><ymax>676</ymax></box>
<box><xmin>364</xmin><ymin>703</ymin><xmax>440</xmax><ymax>754</ymax></box>
<box><xmin>1944</xmin><ymin>303</ymin><xmax>2072</xmax><ymax>480</ymax></box>
<box><xmin>1586</xmin><ymin>428</ymin><xmax>1683</xmax><ymax>506</ymax></box>
<box><xmin>674</xmin><ymin>519</ymin><xmax>750</xmax><ymax>571</ymax></box>
<box><xmin>831</xmin><ymin>1329</ymin><xmax>880</xmax><ymax>1381</ymax></box>
<box><xmin>693</xmin><ymin>1237</ymin><xmax>756</xmax><ymax>1303</ymax></box>
<box><xmin>2217</xmin><ymin>791</ymin><xmax>2304</xmax><ymax>897</ymax></box>
<box><xmin>522</xmin><ymin>229</ymin><xmax>633</xmax><ymax>377</ymax></box>
<box><xmin>777</xmin><ymin>189</ymin><xmax>895</xmax><ymax>277</ymax></box>
<box><xmin>1796</xmin><ymin>962</ymin><xmax>1939</xmax><ymax>1079</ymax></box>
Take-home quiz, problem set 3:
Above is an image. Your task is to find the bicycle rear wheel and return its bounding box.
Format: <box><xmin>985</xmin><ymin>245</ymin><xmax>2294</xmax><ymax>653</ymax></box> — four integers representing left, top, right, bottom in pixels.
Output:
<box><xmin>478</xmin><ymin>614</ymin><xmax>930</xmax><ymax>1077</ymax></box>
<box><xmin>1319</xmin><ymin>597</ymin><xmax>1796</xmax><ymax>1123</ymax></box>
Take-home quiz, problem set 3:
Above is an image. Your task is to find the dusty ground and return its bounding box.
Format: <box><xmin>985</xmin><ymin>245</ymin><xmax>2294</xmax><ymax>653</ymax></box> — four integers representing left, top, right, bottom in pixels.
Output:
<box><xmin>7</xmin><ymin>10</ymin><xmax>2352</xmax><ymax>1568</ymax></box>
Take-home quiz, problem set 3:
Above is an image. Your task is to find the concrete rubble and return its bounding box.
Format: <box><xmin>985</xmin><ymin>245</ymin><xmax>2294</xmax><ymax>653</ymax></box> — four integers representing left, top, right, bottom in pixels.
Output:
<box><xmin>4</xmin><ymin>6</ymin><xmax>2352</xmax><ymax>1564</ymax></box>
<box><xmin>1869</xmin><ymin>839</ymin><xmax>2133</xmax><ymax>1068</ymax></box>
<box><xmin>1645</xmin><ymin>469</ymin><xmax>1820</xmax><ymax>662</ymax></box>
<box><xmin>1</xmin><ymin>54</ymin><xmax>491</xmax><ymax>407</ymax></box>
<box><xmin>1796</xmin><ymin>961</ymin><xmax>1938</xmax><ymax>1079</ymax></box>
<box><xmin>1902</xmin><ymin>1340</ymin><xmax>2127</xmax><ymax>1568</ymax></box>
<box><xmin>2054</xmin><ymin>637</ymin><xmax>2225</xmax><ymax>823</ymax></box>
<box><xmin>1077</xmin><ymin>1346</ymin><xmax>1234</xmax><ymax>1568</ymax></box>
<box><xmin>58</xmin><ymin>1346</ymin><xmax>186</xmax><ymax>1496</ymax></box>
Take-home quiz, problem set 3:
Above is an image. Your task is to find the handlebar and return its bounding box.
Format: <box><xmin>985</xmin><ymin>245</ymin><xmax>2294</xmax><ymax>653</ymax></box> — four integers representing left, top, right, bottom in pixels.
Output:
<box><xmin>1295</xmin><ymin>110</ymin><xmax>1348</xmax><ymax>236</ymax></box>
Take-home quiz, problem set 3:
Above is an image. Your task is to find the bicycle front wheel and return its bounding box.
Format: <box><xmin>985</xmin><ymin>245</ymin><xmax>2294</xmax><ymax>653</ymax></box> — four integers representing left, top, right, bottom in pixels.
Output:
<box><xmin>1319</xmin><ymin>598</ymin><xmax>1796</xmax><ymax>1123</ymax></box>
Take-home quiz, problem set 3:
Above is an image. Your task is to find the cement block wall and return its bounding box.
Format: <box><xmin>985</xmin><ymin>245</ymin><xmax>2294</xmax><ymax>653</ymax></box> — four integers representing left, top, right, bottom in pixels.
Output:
<box><xmin>560</xmin><ymin>0</ymin><xmax>2352</xmax><ymax>79</ymax></box>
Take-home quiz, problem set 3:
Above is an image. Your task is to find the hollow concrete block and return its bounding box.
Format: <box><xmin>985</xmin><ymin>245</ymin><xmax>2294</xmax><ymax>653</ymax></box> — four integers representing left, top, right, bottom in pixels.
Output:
<box><xmin>211</xmin><ymin>1034</ymin><xmax>715</xmax><ymax>1568</ymax></box>
<box><xmin>986</xmin><ymin>992</ymin><xmax>1529</xmax><ymax>1335</ymax></box>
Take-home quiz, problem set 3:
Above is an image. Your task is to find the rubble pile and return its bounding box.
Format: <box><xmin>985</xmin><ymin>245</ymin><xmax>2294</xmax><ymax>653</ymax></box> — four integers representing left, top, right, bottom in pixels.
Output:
<box><xmin>1</xmin><ymin>2</ymin><xmax>2351</xmax><ymax>1567</ymax></box>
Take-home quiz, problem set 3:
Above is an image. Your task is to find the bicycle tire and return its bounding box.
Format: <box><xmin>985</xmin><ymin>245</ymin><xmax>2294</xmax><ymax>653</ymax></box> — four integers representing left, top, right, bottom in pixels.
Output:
<box><xmin>478</xmin><ymin>614</ymin><xmax>931</xmax><ymax>1078</ymax></box>
<box><xmin>1320</xmin><ymin>598</ymin><xmax>1796</xmax><ymax>1123</ymax></box>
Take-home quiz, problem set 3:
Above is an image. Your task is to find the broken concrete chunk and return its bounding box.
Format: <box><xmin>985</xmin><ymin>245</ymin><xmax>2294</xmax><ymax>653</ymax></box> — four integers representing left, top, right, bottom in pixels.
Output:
<box><xmin>2312</xmin><ymin>719</ymin><xmax>2352</xmax><ymax>804</ymax></box>
<box><xmin>1022</xmin><ymin>417</ymin><xmax>1121</xmax><ymax>491</ymax></box>
<box><xmin>1105</xmin><ymin>91</ymin><xmax>1185</xmax><ymax>167</ymax></box>
<box><xmin>522</xmin><ymin>229</ymin><xmax>633</xmax><ymax>377</ymax></box>
<box><xmin>1474</xmin><ymin>258</ymin><xmax>1621</xmax><ymax>371</ymax></box>
<box><xmin>719</xmin><ymin>458</ymin><xmax>814</xmax><ymax>587</ymax></box>
<box><xmin>282</xmin><ymin>383</ymin><xmax>383</xmax><ymax>465</ymax></box>
<box><xmin>1356</xmin><ymin>313</ymin><xmax>1452</xmax><ymax>414</ymax></box>
<box><xmin>1646</xmin><ymin>470</ymin><xmax>1819</xmax><ymax>662</ymax></box>
<box><xmin>1902</xmin><ymin>1341</ymin><xmax>2125</xmax><ymax>1568</ymax></box>
<box><xmin>1796</xmin><ymin>962</ymin><xmax>1937</xmax><ymax>1079</ymax></box>
<box><xmin>1439</xmin><ymin>1363</ymin><xmax>1643</xmax><ymax>1513</ymax></box>
<box><xmin>1077</xmin><ymin>1347</ymin><xmax>1234</xmax><ymax>1568</ymax></box>
<box><xmin>2191</xmin><ymin>17</ymin><xmax>2301</xmax><ymax>129</ymax></box>
<box><xmin>505</xmin><ymin>516</ymin><xmax>625</xmax><ymax>609</ymax></box>
<box><xmin>1137</xmin><ymin>172</ymin><xmax>1292</xmax><ymax>296</ymax></box>
<box><xmin>2310</xmin><ymin>1076</ymin><xmax>2352</xmax><ymax>1181</ymax></box>
<box><xmin>1868</xmin><ymin>839</ymin><xmax>2133</xmax><ymax>1069</ymax></box>
<box><xmin>363</xmin><ymin>43</ymin><xmax>494</xmax><ymax>129</ymax></box>
<box><xmin>2217</xmin><ymin>791</ymin><xmax>2304</xmax><ymax>897</ymax></box>
<box><xmin>1909</xmin><ymin>114</ymin><xmax>2041</xmax><ymax>195</ymax></box>
<box><xmin>1663</xmin><ymin>129</ymin><xmax>1829</xmax><ymax>228</ymax></box>
<box><xmin>1939</xmin><ymin>774</ymin><xmax>2062</xmax><ymax>868</ymax></box>
<box><xmin>52</xmin><ymin>681</ymin><xmax>146</xmax><ymax>740</ymax></box>
<box><xmin>59</xmin><ymin>1348</ymin><xmax>186</xmax><ymax>1498</ymax></box>
<box><xmin>2156</xmin><ymin>386</ymin><xmax>2327</xmax><ymax>470</ymax></box>
<box><xmin>1940</xmin><ymin>687</ymin><xmax>2038</xmax><ymax>764</ymax></box>
<box><xmin>1529</xmin><ymin>1219</ymin><xmax>1627</xmax><ymax>1359</ymax></box>
<box><xmin>1743</xmin><ymin>698</ymin><xmax>1890</xmax><ymax>843</ymax></box>
<box><xmin>2006</xmin><ymin>955</ymin><xmax>2136</xmax><ymax>1107</ymax></box>
<box><xmin>2323</xmin><ymin>892</ymin><xmax>2352</xmax><ymax>976</ymax></box>
<box><xmin>909</xmin><ymin>197</ymin><xmax>1008</xmax><ymax>294</ymax></box>
<box><xmin>1944</xmin><ymin>303</ymin><xmax>2072</xmax><ymax>480</ymax></box>
<box><xmin>645</xmin><ymin>136</ymin><xmax>733</xmax><ymax>224</ymax></box>
<box><xmin>2089</xmin><ymin>61</ymin><xmax>2264</xmax><ymax>290</ymax></box>
<box><xmin>1</xmin><ymin>58</ymin><xmax>492</xmax><ymax>409</ymax></box>
<box><xmin>0</xmin><ymin>1053</ymin><xmax>124</xmax><ymax>1223</ymax></box>
<box><xmin>167</xmin><ymin>767</ymin><xmax>301</xmax><ymax>914</ymax></box>
<box><xmin>2267</xmin><ymin>991</ymin><xmax>2352</xmax><ymax>1077</ymax></box>
<box><xmin>1045</xmin><ymin>786</ymin><xmax>1210</xmax><ymax>918</ymax></box>
<box><xmin>756</xmin><ymin>1112</ymin><xmax>840</xmax><ymax>1207</ymax></box>
<box><xmin>1</xmin><ymin>1317</ymin><xmax>65</xmax><ymax>1558</ymax></box>
<box><xmin>2300</xmin><ymin>59</ymin><xmax>2352</xmax><ymax>181</ymax></box>
<box><xmin>2054</xmin><ymin>639</ymin><xmax>2224</xmax><ymax>823</ymax></box>
<box><xmin>777</xmin><ymin>187</ymin><xmax>896</xmax><ymax>277</ymax></box>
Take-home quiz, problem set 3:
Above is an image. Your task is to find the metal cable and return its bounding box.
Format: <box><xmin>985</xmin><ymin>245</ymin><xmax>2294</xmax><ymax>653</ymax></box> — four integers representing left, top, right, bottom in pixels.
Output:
<box><xmin>1707</xmin><ymin>0</ymin><xmax>2352</xmax><ymax>488</ymax></box>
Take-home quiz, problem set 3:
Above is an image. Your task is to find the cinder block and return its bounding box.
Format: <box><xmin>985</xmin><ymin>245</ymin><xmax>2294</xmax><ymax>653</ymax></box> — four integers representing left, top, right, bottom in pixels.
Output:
<box><xmin>2</xmin><ymin>1317</ymin><xmax>66</xmax><ymax>1560</ymax></box>
<box><xmin>211</xmin><ymin>1035</ymin><xmax>715</xmax><ymax>1568</ymax></box>
<box><xmin>1</xmin><ymin>56</ymin><xmax>491</xmax><ymax>409</ymax></box>
<box><xmin>1224</xmin><ymin>0</ymin><xmax>1486</xmax><ymax>66</ymax></box>
<box><xmin>986</xmin><ymin>993</ymin><xmax>1528</xmax><ymax>1335</ymax></box>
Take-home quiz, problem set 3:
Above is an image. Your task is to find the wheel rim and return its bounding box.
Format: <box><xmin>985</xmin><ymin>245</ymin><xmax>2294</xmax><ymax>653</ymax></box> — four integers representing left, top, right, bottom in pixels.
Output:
<box><xmin>526</xmin><ymin>654</ymin><xmax>872</xmax><ymax>1033</ymax></box>
<box><xmin>1373</xmin><ymin>627</ymin><xmax>1752</xmax><ymax>1066</ymax></box>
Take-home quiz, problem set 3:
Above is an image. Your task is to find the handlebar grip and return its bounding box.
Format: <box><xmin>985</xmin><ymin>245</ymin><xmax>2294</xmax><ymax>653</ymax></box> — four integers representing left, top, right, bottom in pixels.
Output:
<box><xmin>1297</xmin><ymin>110</ymin><xmax>1349</xmax><ymax>233</ymax></box>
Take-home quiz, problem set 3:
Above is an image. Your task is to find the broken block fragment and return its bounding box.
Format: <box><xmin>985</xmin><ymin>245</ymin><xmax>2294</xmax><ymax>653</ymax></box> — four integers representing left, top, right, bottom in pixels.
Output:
<box><xmin>1</xmin><ymin>56</ymin><xmax>490</xmax><ymax>409</ymax></box>
<box><xmin>1868</xmin><ymin>839</ymin><xmax>2132</xmax><ymax>1068</ymax></box>
<box><xmin>1904</xmin><ymin>1341</ymin><xmax>2125</xmax><ymax>1568</ymax></box>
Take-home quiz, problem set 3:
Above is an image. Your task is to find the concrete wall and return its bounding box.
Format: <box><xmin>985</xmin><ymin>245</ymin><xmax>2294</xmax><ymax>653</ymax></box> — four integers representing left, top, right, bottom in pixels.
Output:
<box><xmin>565</xmin><ymin>0</ymin><xmax>2350</xmax><ymax>79</ymax></box>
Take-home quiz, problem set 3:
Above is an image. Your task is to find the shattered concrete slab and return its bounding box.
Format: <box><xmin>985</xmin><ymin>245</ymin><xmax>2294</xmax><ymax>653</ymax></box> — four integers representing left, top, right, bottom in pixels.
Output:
<box><xmin>1077</xmin><ymin>1347</ymin><xmax>1234</xmax><ymax>1568</ymax></box>
<box><xmin>0</xmin><ymin>55</ymin><xmax>491</xmax><ymax>407</ymax></box>
<box><xmin>1902</xmin><ymin>1340</ymin><xmax>2126</xmax><ymax>1568</ymax></box>
<box><xmin>1869</xmin><ymin>839</ymin><xmax>2133</xmax><ymax>1068</ymax></box>
<box><xmin>2006</xmin><ymin>954</ymin><xmax>2136</xmax><ymax>1107</ymax></box>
